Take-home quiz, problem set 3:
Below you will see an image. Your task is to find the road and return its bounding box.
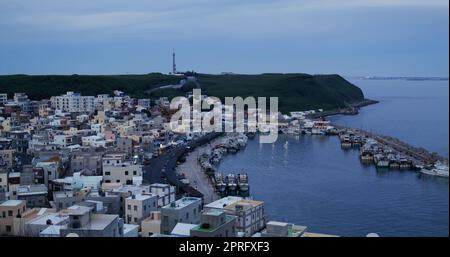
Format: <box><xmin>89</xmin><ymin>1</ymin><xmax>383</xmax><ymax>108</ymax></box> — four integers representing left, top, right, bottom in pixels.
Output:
<box><xmin>143</xmin><ymin>133</ymin><xmax>222</xmax><ymax>199</ymax></box>
<box><xmin>176</xmin><ymin>137</ymin><xmax>224</xmax><ymax>204</ymax></box>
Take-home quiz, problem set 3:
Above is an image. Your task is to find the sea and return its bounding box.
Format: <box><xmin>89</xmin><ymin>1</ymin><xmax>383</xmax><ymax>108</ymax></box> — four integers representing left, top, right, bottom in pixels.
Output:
<box><xmin>218</xmin><ymin>78</ymin><xmax>449</xmax><ymax>237</ymax></box>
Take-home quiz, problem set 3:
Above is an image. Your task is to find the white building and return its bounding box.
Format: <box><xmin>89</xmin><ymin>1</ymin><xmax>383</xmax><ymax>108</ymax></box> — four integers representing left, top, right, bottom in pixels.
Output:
<box><xmin>82</xmin><ymin>135</ymin><xmax>107</xmax><ymax>148</ymax></box>
<box><xmin>149</xmin><ymin>183</ymin><xmax>176</xmax><ymax>208</ymax></box>
<box><xmin>204</xmin><ymin>197</ymin><xmax>265</xmax><ymax>237</ymax></box>
<box><xmin>125</xmin><ymin>194</ymin><xmax>158</xmax><ymax>225</ymax></box>
<box><xmin>0</xmin><ymin>93</ymin><xmax>7</xmax><ymax>105</ymax></box>
<box><xmin>51</xmin><ymin>92</ymin><xmax>95</xmax><ymax>113</ymax></box>
<box><xmin>103</xmin><ymin>161</ymin><xmax>143</xmax><ymax>185</ymax></box>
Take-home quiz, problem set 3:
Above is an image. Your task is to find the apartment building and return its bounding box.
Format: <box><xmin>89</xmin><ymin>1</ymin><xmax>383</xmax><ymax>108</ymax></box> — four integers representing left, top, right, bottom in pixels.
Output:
<box><xmin>149</xmin><ymin>183</ymin><xmax>176</xmax><ymax>208</ymax></box>
<box><xmin>125</xmin><ymin>194</ymin><xmax>158</xmax><ymax>225</ymax></box>
<box><xmin>204</xmin><ymin>197</ymin><xmax>265</xmax><ymax>236</ymax></box>
<box><xmin>190</xmin><ymin>209</ymin><xmax>237</xmax><ymax>237</ymax></box>
<box><xmin>160</xmin><ymin>197</ymin><xmax>202</xmax><ymax>235</ymax></box>
<box><xmin>141</xmin><ymin>211</ymin><xmax>161</xmax><ymax>237</ymax></box>
<box><xmin>59</xmin><ymin>205</ymin><xmax>124</xmax><ymax>237</ymax></box>
<box><xmin>103</xmin><ymin>160</ymin><xmax>142</xmax><ymax>185</ymax></box>
<box><xmin>51</xmin><ymin>92</ymin><xmax>95</xmax><ymax>113</ymax></box>
<box><xmin>0</xmin><ymin>200</ymin><xmax>27</xmax><ymax>236</ymax></box>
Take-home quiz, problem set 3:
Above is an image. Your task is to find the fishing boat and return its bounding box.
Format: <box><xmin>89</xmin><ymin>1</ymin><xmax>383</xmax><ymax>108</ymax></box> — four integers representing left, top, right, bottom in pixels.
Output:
<box><xmin>237</xmin><ymin>173</ymin><xmax>249</xmax><ymax>196</ymax></box>
<box><xmin>340</xmin><ymin>135</ymin><xmax>352</xmax><ymax>148</ymax></box>
<box><xmin>374</xmin><ymin>154</ymin><xmax>390</xmax><ymax>168</ymax></box>
<box><xmin>214</xmin><ymin>172</ymin><xmax>227</xmax><ymax>196</ymax></box>
<box><xmin>420</xmin><ymin>162</ymin><xmax>449</xmax><ymax>178</ymax></box>
<box><xmin>225</xmin><ymin>174</ymin><xmax>237</xmax><ymax>196</ymax></box>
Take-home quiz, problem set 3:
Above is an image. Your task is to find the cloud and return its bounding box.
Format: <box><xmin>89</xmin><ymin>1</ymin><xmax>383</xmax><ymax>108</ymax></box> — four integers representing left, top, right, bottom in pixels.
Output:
<box><xmin>0</xmin><ymin>0</ymin><xmax>448</xmax><ymax>43</ymax></box>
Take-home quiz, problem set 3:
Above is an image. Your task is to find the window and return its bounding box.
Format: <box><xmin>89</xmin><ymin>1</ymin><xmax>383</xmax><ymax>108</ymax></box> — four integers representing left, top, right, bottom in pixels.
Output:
<box><xmin>2</xmin><ymin>212</ymin><xmax>5</xmax><ymax>218</ymax></box>
<box><xmin>127</xmin><ymin>205</ymin><xmax>131</xmax><ymax>210</ymax></box>
<box><xmin>144</xmin><ymin>205</ymin><xmax>146</xmax><ymax>211</ymax></box>
<box><xmin>6</xmin><ymin>225</ymin><xmax>11</xmax><ymax>232</ymax></box>
<box><xmin>125</xmin><ymin>171</ymin><xmax>129</xmax><ymax>175</ymax></box>
<box><xmin>186</xmin><ymin>212</ymin><xmax>189</xmax><ymax>219</ymax></box>
<box><xmin>105</xmin><ymin>171</ymin><xmax>111</xmax><ymax>176</ymax></box>
<box><xmin>134</xmin><ymin>217</ymin><xmax>138</xmax><ymax>223</ymax></box>
<box><xmin>133</xmin><ymin>171</ymin><xmax>137</xmax><ymax>175</ymax></box>
<box><xmin>8</xmin><ymin>210</ymin><xmax>13</xmax><ymax>217</ymax></box>
<box><xmin>134</xmin><ymin>205</ymin><xmax>137</xmax><ymax>211</ymax></box>
<box><xmin>116</xmin><ymin>180</ymin><xmax>120</xmax><ymax>183</ymax></box>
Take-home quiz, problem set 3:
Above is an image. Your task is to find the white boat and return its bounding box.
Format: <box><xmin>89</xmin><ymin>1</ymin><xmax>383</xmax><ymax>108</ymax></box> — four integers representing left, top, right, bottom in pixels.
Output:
<box><xmin>420</xmin><ymin>162</ymin><xmax>449</xmax><ymax>178</ymax></box>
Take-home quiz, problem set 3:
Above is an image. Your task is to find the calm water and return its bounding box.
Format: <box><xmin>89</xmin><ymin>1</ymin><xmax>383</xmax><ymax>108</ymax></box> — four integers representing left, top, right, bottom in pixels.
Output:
<box><xmin>218</xmin><ymin>79</ymin><xmax>449</xmax><ymax>236</ymax></box>
<box><xmin>331</xmin><ymin>78</ymin><xmax>449</xmax><ymax>157</ymax></box>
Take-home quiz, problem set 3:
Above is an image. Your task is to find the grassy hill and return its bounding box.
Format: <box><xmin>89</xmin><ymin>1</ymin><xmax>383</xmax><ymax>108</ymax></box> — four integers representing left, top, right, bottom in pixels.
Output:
<box><xmin>0</xmin><ymin>73</ymin><xmax>365</xmax><ymax>113</ymax></box>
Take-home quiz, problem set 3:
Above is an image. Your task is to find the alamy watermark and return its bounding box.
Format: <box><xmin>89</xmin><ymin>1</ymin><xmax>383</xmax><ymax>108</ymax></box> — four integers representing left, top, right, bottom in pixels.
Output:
<box><xmin>167</xmin><ymin>89</ymin><xmax>279</xmax><ymax>143</ymax></box>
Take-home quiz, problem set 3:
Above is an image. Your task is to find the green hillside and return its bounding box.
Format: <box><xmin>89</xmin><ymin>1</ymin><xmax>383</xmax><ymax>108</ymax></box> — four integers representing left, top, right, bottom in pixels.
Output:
<box><xmin>0</xmin><ymin>73</ymin><xmax>365</xmax><ymax>113</ymax></box>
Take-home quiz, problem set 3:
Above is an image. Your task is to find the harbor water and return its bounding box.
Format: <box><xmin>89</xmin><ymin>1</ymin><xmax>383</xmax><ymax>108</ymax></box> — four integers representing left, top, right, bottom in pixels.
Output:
<box><xmin>218</xmin><ymin>79</ymin><xmax>449</xmax><ymax>236</ymax></box>
<box><xmin>330</xmin><ymin>78</ymin><xmax>449</xmax><ymax>157</ymax></box>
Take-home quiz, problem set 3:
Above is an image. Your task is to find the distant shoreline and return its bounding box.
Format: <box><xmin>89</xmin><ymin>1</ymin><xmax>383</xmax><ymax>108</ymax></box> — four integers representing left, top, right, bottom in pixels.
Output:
<box><xmin>311</xmin><ymin>99</ymin><xmax>379</xmax><ymax>119</ymax></box>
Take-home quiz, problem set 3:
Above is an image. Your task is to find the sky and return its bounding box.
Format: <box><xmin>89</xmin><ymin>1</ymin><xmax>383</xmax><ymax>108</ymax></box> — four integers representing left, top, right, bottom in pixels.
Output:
<box><xmin>0</xmin><ymin>0</ymin><xmax>448</xmax><ymax>76</ymax></box>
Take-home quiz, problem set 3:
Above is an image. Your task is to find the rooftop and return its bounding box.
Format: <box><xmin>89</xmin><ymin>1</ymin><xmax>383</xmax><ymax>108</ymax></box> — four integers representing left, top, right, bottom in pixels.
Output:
<box><xmin>0</xmin><ymin>199</ymin><xmax>25</xmax><ymax>207</ymax></box>
<box><xmin>204</xmin><ymin>196</ymin><xmax>242</xmax><ymax>210</ymax></box>
<box><xmin>87</xmin><ymin>214</ymin><xmax>119</xmax><ymax>230</ymax></box>
<box><xmin>17</xmin><ymin>184</ymin><xmax>48</xmax><ymax>196</ymax></box>
<box><xmin>224</xmin><ymin>199</ymin><xmax>263</xmax><ymax>211</ymax></box>
<box><xmin>191</xmin><ymin>215</ymin><xmax>236</xmax><ymax>233</ymax></box>
<box><xmin>63</xmin><ymin>205</ymin><xmax>91</xmax><ymax>216</ymax></box>
<box><xmin>163</xmin><ymin>197</ymin><xmax>201</xmax><ymax>210</ymax></box>
<box><xmin>28</xmin><ymin>212</ymin><xmax>69</xmax><ymax>225</ymax></box>
<box><xmin>171</xmin><ymin>223</ymin><xmax>198</xmax><ymax>236</ymax></box>
<box><xmin>127</xmin><ymin>194</ymin><xmax>155</xmax><ymax>201</ymax></box>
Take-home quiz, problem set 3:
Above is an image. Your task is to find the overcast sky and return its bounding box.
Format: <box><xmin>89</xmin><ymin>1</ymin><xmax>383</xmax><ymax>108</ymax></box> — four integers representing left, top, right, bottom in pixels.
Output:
<box><xmin>0</xmin><ymin>0</ymin><xmax>448</xmax><ymax>76</ymax></box>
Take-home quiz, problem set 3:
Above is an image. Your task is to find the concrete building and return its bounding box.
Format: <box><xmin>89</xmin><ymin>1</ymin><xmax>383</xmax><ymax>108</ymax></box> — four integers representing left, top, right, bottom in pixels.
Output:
<box><xmin>20</xmin><ymin>165</ymin><xmax>35</xmax><ymax>185</ymax></box>
<box><xmin>59</xmin><ymin>205</ymin><xmax>124</xmax><ymax>237</ymax></box>
<box><xmin>86</xmin><ymin>191</ymin><xmax>121</xmax><ymax>215</ymax></box>
<box><xmin>51</xmin><ymin>92</ymin><xmax>95</xmax><ymax>113</ymax></box>
<box><xmin>0</xmin><ymin>200</ymin><xmax>27</xmax><ymax>236</ymax></box>
<box><xmin>103</xmin><ymin>161</ymin><xmax>142</xmax><ymax>185</ymax></box>
<box><xmin>123</xmin><ymin>223</ymin><xmax>139</xmax><ymax>237</ymax></box>
<box><xmin>0</xmin><ymin>149</ymin><xmax>14</xmax><ymax>168</ymax></box>
<box><xmin>116</xmin><ymin>137</ymin><xmax>133</xmax><ymax>157</ymax></box>
<box><xmin>13</xmin><ymin>93</ymin><xmax>30</xmax><ymax>112</ymax></box>
<box><xmin>0</xmin><ymin>93</ymin><xmax>7</xmax><ymax>105</ymax></box>
<box><xmin>52</xmin><ymin>172</ymin><xmax>103</xmax><ymax>192</ymax></box>
<box><xmin>137</xmin><ymin>99</ymin><xmax>151</xmax><ymax>109</ymax></box>
<box><xmin>190</xmin><ymin>209</ymin><xmax>237</xmax><ymax>237</ymax></box>
<box><xmin>16</xmin><ymin>184</ymin><xmax>48</xmax><ymax>208</ymax></box>
<box><xmin>171</xmin><ymin>223</ymin><xmax>198</xmax><ymax>237</ymax></box>
<box><xmin>24</xmin><ymin>211</ymin><xmax>69</xmax><ymax>237</ymax></box>
<box><xmin>0</xmin><ymin>170</ymin><xmax>7</xmax><ymax>191</ymax></box>
<box><xmin>141</xmin><ymin>211</ymin><xmax>161</xmax><ymax>237</ymax></box>
<box><xmin>53</xmin><ymin>191</ymin><xmax>78</xmax><ymax>211</ymax></box>
<box><xmin>149</xmin><ymin>183</ymin><xmax>176</xmax><ymax>208</ymax></box>
<box><xmin>70</xmin><ymin>151</ymin><xmax>102</xmax><ymax>175</ymax></box>
<box><xmin>125</xmin><ymin>193</ymin><xmax>158</xmax><ymax>225</ymax></box>
<box><xmin>82</xmin><ymin>135</ymin><xmax>108</xmax><ymax>148</ymax></box>
<box><xmin>205</xmin><ymin>197</ymin><xmax>265</xmax><ymax>237</ymax></box>
<box><xmin>160</xmin><ymin>197</ymin><xmax>202</xmax><ymax>235</ymax></box>
<box><xmin>259</xmin><ymin>221</ymin><xmax>307</xmax><ymax>237</ymax></box>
